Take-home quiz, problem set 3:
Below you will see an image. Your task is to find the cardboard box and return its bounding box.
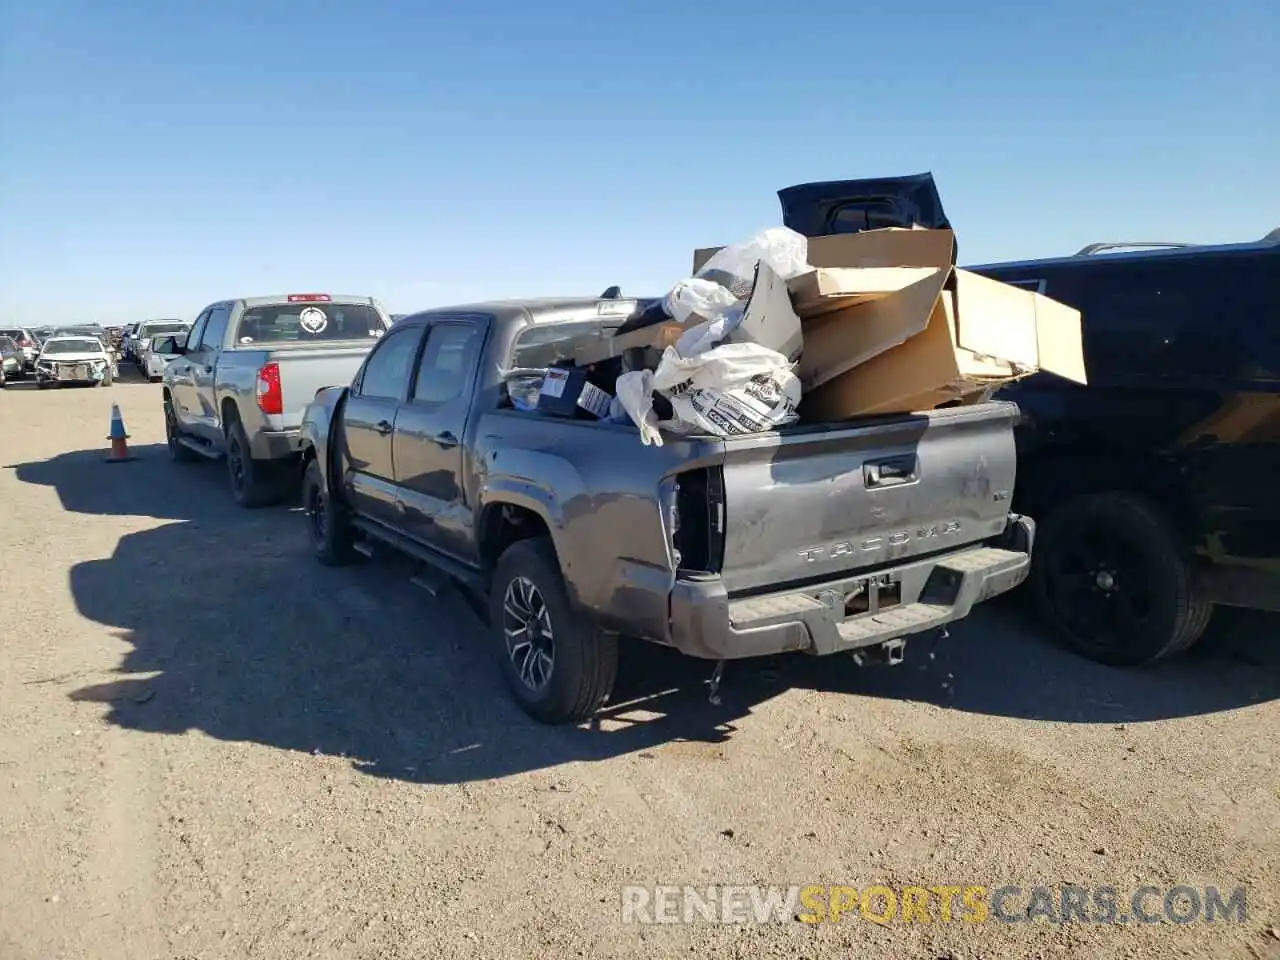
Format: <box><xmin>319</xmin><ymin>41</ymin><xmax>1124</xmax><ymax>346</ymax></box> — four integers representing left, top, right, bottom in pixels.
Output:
<box><xmin>800</xmin><ymin>260</ymin><xmax>1087</xmax><ymax>420</ymax></box>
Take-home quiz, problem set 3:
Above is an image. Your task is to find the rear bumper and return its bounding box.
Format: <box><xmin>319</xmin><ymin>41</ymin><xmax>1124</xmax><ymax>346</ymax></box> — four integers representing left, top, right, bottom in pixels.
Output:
<box><xmin>250</xmin><ymin>428</ymin><xmax>303</xmax><ymax>460</ymax></box>
<box><xmin>667</xmin><ymin>514</ymin><xmax>1035</xmax><ymax>660</ymax></box>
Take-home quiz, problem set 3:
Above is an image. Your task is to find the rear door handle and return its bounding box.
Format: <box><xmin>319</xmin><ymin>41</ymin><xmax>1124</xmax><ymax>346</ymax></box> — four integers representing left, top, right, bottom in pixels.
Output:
<box><xmin>434</xmin><ymin>431</ymin><xmax>458</xmax><ymax>448</ymax></box>
<box><xmin>376</xmin><ymin>420</ymin><xmax>393</xmax><ymax>436</ymax></box>
<box><xmin>864</xmin><ymin>455</ymin><xmax>918</xmax><ymax>488</ymax></box>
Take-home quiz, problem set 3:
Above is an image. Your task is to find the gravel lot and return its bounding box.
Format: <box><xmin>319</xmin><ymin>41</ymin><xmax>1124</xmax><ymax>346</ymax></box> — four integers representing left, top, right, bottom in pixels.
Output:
<box><xmin>2</xmin><ymin>374</ymin><xmax>1278</xmax><ymax>960</ymax></box>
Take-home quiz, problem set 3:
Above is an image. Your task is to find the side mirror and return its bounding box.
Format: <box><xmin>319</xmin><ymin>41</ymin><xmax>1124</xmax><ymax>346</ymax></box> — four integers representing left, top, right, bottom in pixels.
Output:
<box><xmin>155</xmin><ymin>336</ymin><xmax>183</xmax><ymax>356</ymax></box>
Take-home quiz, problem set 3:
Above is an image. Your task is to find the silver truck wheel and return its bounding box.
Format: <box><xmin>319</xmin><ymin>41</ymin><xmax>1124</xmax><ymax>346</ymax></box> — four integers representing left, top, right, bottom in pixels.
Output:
<box><xmin>502</xmin><ymin>576</ymin><xmax>555</xmax><ymax>692</ymax></box>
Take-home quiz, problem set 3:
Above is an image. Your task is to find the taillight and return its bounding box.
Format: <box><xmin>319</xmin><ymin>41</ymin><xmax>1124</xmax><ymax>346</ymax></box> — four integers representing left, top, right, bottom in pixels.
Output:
<box><xmin>672</xmin><ymin>467</ymin><xmax>726</xmax><ymax>575</ymax></box>
<box><xmin>256</xmin><ymin>362</ymin><xmax>283</xmax><ymax>415</ymax></box>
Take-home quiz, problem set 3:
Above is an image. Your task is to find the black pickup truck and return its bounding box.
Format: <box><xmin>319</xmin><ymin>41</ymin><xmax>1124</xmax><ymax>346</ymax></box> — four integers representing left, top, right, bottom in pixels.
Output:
<box><xmin>298</xmin><ymin>299</ymin><xmax>1035</xmax><ymax>723</ymax></box>
<box><xmin>780</xmin><ymin>174</ymin><xmax>1280</xmax><ymax>666</ymax></box>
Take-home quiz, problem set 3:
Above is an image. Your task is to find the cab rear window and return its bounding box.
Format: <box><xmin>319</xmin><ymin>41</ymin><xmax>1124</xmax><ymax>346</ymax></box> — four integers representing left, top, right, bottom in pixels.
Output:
<box><xmin>233</xmin><ymin>304</ymin><xmax>387</xmax><ymax>344</ymax></box>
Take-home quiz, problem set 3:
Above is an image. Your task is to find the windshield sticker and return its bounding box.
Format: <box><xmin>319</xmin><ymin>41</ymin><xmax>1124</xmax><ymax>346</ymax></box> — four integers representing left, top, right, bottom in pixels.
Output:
<box><xmin>298</xmin><ymin>307</ymin><xmax>328</xmax><ymax>334</ymax></box>
<box><xmin>240</xmin><ymin>336</ymin><xmax>254</xmax><ymax>344</ymax></box>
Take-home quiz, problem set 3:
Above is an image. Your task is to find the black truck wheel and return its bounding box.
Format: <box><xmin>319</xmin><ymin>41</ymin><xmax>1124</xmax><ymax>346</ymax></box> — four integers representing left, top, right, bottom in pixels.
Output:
<box><xmin>302</xmin><ymin>458</ymin><xmax>359</xmax><ymax>565</ymax></box>
<box><xmin>225</xmin><ymin>418</ymin><xmax>276</xmax><ymax>508</ymax></box>
<box><xmin>1031</xmin><ymin>492</ymin><xmax>1213</xmax><ymax>665</ymax></box>
<box><xmin>489</xmin><ymin>537</ymin><xmax>618</xmax><ymax>725</ymax></box>
<box><xmin>165</xmin><ymin>399</ymin><xmax>199</xmax><ymax>462</ymax></box>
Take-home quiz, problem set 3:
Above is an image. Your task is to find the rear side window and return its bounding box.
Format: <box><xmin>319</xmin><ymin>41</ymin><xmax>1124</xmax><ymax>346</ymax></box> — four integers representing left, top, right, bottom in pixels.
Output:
<box><xmin>0</xmin><ymin>337</ymin><xmax>15</xmax><ymax>350</ymax></box>
<box><xmin>197</xmin><ymin>306</ymin><xmax>231</xmax><ymax>351</ymax></box>
<box><xmin>234</xmin><ymin>303</ymin><xmax>386</xmax><ymax>344</ymax></box>
<box><xmin>412</xmin><ymin>323</ymin><xmax>482</xmax><ymax>404</ymax></box>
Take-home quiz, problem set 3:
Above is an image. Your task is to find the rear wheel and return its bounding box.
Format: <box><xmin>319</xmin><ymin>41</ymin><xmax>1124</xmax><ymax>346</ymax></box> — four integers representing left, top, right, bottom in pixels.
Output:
<box><xmin>225</xmin><ymin>418</ymin><xmax>277</xmax><ymax>508</ymax></box>
<box><xmin>1031</xmin><ymin>492</ymin><xmax>1213</xmax><ymax>665</ymax></box>
<box><xmin>489</xmin><ymin>537</ymin><xmax>618</xmax><ymax>724</ymax></box>
<box><xmin>302</xmin><ymin>458</ymin><xmax>359</xmax><ymax>565</ymax></box>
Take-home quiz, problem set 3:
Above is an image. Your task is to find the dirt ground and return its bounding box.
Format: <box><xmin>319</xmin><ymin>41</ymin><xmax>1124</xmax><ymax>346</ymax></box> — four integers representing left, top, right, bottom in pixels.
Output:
<box><xmin>1</xmin><ymin>373</ymin><xmax>1278</xmax><ymax>960</ymax></box>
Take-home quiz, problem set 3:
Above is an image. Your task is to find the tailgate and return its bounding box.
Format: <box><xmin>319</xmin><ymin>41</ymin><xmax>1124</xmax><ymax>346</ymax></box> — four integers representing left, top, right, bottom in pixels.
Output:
<box><xmin>267</xmin><ymin>343</ymin><xmax>378</xmax><ymax>429</ymax></box>
<box><xmin>715</xmin><ymin>402</ymin><xmax>1018</xmax><ymax>594</ymax></box>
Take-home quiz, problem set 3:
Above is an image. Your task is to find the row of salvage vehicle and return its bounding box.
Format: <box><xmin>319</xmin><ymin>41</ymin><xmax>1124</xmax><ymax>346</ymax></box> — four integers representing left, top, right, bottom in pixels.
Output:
<box><xmin>147</xmin><ymin>175</ymin><xmax>1280</xmax><ymax>724</ymax></box>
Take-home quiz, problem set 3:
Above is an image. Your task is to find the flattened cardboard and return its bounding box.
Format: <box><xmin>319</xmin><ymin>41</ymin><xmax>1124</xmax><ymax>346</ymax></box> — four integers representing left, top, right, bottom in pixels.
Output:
<box><xmin>572</xmin><ymin>319</ymin><xmax>684</xmax><ymax>366</ymax></box>
<box><xmin>788</xmin><ymin>266</ymin><xmax>939</xmax><ymax>319</ymax></box>
<box><xmin>692</xmin><ymin>226</ymin><xmax>955</xmax><ymax>275</ymax></box>
<box><xmin>800</xmin><ymin>270</ymin><xmax>1086</xmax><ymax>420</ymax></box>
<box><xmin>805</xmin><ymin>227</ymin><xmax>956</xmax><ymax>270</ymax></box>
<box><xmin>797</xmin><ymin>268</ymin><xmax>949</xmax><ymax>390</ymax></box>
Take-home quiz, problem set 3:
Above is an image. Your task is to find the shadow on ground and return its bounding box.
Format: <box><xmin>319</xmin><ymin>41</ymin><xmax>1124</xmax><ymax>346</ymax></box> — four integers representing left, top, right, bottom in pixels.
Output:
<box><xmin>13</xmin><ymin>447</ymin><xmax>1278</xmax><ymax>785</ymax></box>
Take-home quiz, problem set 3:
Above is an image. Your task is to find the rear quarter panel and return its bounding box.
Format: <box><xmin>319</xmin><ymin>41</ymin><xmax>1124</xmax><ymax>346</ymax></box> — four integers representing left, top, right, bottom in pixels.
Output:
<box><xmin>472</xmin><ymin>412</ymin><xmax>725</xmax><ymax>641</ymax></box>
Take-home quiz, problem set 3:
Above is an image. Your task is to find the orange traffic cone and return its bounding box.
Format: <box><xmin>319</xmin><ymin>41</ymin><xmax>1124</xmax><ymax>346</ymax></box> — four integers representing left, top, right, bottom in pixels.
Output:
<box><xmin>105</xmin><ymin>403</ymin><xmax>135</xmax><ymax>463</ymax></box>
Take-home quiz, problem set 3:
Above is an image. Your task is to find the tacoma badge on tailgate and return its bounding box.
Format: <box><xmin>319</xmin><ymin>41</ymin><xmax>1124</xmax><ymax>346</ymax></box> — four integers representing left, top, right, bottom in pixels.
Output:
<box><xmin>797</xmin><ymin>520</ymin><xmax>962</xmax><ymax>562</ymax></box>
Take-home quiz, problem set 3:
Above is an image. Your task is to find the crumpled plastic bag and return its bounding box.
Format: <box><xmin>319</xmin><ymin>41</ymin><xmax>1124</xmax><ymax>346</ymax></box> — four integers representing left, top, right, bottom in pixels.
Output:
<box><xmin>674</xmin><ymin>308</ymin><xmax>744</xmax><ymax>359</ymax></box>
<box><xmin>650</xmin><ymin>342</ymin><xmax>802</xmax><ymax>437</ymax></box>
<box><xmin>614</xmin><ymin>369</ymin><xmax>665</xmax><ymax>446</ymax></box>
<box><xmin>694</xmin><ymin>227</ymin><xmax>809</xmax><ymax>299</ymax></box>
<box><xmin>664</xmin><ymin>277</ymin><xmax>739</xmax><ymax>326</ymax></box>
<box><xmin>504</xmin><ymin>372</ymin><xmax>545</xmax><ymax>411</ymax></box>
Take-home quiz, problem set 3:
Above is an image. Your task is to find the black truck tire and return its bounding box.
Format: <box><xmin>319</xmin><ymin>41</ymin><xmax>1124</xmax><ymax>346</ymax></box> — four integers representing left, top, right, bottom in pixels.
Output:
<box><xmin>489</xmin><ymin>537</ymin><xmax>618</xmax><ymax>725</ymax></box>
<box><xmin>302</xmin><ymin>458</ymin><xmax>359</xmax><ymax>565</ymax></box>
<box><xmin>225</xmin><ymin>418</ymin><xmax>277</xmax><ymax>508</ymax></box>
<box><xmin>165</xmin><ymin>399</ymin><xmax>199</xmax><ymax>462</ymax></box>
<box><xmin>1031</xmin><ymin>492</ymin><xmax>1213</xmax><ymax>666</ymax></box>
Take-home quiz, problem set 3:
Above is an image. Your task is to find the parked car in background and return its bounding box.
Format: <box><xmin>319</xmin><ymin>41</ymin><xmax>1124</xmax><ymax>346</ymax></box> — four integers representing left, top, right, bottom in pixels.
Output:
<box><xmin>967</xmin><ymin>233</ymin><xmax>1280</xmax><ymax>666</ymax></box>
<box><xmin>34</xmin><ymin>335</ymin><xmax>115</xmax><ymax>388</ymax></box>
<box><xmin>0</xmin><ymin>335</ymin><xmax>25</xmax><ymax>386</ymax></box>
<box><xmin>132</xmin><ymin>320</ymin><xmax>191</xmax><ymax>380</ymax></box>
<box><xmin>161</xmin><ymin>293</ymin><xmax>391</xmax><ymax>507</ymax></box>
<box><xmin>0</xmin><ymin>328</ymin><xmax>39</xmax><ymax>370</ymax></box>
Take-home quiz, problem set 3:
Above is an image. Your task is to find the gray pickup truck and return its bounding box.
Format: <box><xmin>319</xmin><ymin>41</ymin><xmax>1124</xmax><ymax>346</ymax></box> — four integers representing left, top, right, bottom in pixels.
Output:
<box><xmin>159</xmin><ymin>294</ymin><xmax>391</xmax><ymax>506</ymax></box>
<box><xmin>298</xmin><ymin>298</ymin><xmax>1034</xmax><ymax>724</ymax></box>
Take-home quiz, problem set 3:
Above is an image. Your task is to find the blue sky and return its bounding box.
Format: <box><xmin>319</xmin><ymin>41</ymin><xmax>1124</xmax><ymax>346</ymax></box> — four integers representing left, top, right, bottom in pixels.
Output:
<box><xmin>1</xmin><ymin>0</ymin><xmax>1275</xmax><ymax>324</ymax></box>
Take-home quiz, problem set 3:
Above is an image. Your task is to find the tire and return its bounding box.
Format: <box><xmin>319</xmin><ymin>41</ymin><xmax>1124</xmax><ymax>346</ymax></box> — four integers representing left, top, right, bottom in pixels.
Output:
<box><xmin>224</xmin><ymin>417</ymin><xmax>277</xmax><ymax>508</ymax></box>
<box><xmin>165</xmin><ymin>399</ymin><xmax>199</xmax><ymax>463</ymax></box>
<box><xmin>489</xmin><ymin>537</ymin><xmax>618</xmax><ymax>724</ymax></box>
<box><xmin>302</xmin><ymin>458</ymin><xmax>359</xmax><ymax>565</ymax></box>
<box><xmin>1031</xmin><ymin>492</ymin><xmax>1213</xmax><ymax>666</ymax></box>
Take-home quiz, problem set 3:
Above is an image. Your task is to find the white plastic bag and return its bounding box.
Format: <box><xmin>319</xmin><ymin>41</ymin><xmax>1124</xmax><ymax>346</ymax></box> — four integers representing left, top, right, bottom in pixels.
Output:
<box><xmin>614</xmin><ymin>369</ymin><xmax>665</xmax><ymax>446</ymax></box>
<box><xmin>664</xmin><ymin>277</ymin><xmax>739</xmax><ymax>326</ymax></box>
<box><xmin>674</xmin><ymin>307</ymin><xmax>744</xmax><ymax>359</ymax></box>
<box><xmin>651</xmin><ymin>342</ymin><xmax>802</xmax><ymax>437</ymax></box>
<box><xmin>695</xmin><ymin>227</ymin><xmax>809</xmax><ymax>299</ymax></box>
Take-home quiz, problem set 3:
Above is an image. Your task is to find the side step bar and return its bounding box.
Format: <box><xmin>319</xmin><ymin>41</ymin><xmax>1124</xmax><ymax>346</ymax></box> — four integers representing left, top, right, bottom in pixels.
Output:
<box><xmin>350</xmin><ymin>517</ymin><xmax>488</xmax><ymax>595</ymax></box>
<box><xmin>177</xmin><ymin>435</ymin><xmax>222</xmax><ymax>460</ymax></box>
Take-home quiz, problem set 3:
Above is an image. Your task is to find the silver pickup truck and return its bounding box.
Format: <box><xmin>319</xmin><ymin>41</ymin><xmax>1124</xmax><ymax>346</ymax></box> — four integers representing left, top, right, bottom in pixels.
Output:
<box><xmin>158</xmin><ymin>294</ymin><xmax>391</xmax><ymax>506</ymax></box>
<box><xmin>298</xmin><ymin>299</ymin><xmax>1035</xmax><ymax>724</ymax></box>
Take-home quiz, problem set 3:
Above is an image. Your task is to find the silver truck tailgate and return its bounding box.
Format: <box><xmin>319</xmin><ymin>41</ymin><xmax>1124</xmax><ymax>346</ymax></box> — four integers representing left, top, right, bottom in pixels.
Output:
<box><xmin>716</xmin><ymin>402</ymin><xmax>1019</xmax><ymax>594</ymax></box>
<box><xmin>267</xmin><ymin>342</ymin><xmax>378</xmax><ymax>429</ymax></box>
